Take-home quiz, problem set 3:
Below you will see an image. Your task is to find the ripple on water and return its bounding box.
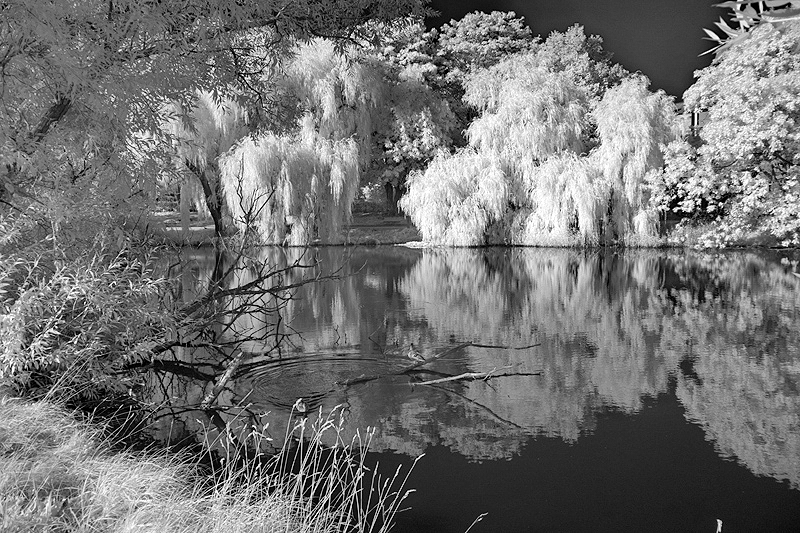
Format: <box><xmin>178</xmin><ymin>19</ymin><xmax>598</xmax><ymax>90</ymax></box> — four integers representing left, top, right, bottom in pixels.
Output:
<box><xmin>238</xmin><ymin>353</ymin><xmax>395</xmax><ymax>412</ymax></box>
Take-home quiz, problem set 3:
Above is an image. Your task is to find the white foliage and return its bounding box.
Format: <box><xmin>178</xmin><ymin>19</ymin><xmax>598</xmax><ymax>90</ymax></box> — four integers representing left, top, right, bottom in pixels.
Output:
<box><xmin>217</xmin><ymin>39</ymin><xmax>383</xmax><ymax>245</ymax></box>
<box><xmin>591</xmin><ymin>76</ymin><xmax>681</xmax><ymax>239</ymax></box>
<box><xmin>220</xmin><ymin>133</ymin><xmax>360</xmax><ymax>245</ymax></box>
<box><xmin>466</xmin><ymin>67</ymin><xmax>588</xmax><ymax>160</ymax></box>
<box><xmin>163</xmin><ymin>91</ymin><xmax>249</xmax><ymax>217</ymax></box>
<box><xmin>404</xmin><ymin>52</ymin><xmax>680</xmax><ymax>246</ymax></box>
<box><xmin>400</xmin><ymin>150</ymin><xmax>508</xmax><ymax>245</ymax></box>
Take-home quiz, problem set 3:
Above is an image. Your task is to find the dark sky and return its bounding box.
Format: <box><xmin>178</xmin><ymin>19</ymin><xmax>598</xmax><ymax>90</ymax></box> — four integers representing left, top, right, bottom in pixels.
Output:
<box><xmin>427</xmin><ymin>0</ymin><xmax>729</xmax><ymax>98</ymax></box>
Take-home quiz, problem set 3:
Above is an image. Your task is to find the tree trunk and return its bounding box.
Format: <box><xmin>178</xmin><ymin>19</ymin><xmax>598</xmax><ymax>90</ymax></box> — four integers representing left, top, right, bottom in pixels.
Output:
<box><xmin>384</xmin><ymin>181</ymin><xmax>396</xmax><ymax>215</ymax></box>
<box><xmin>2</xmin><ymin>95</ymin><xmax>73</xmax><ymax>208</ymax></box>
<box><xmin>384</xmin><ymin>180</ymin><xmax>405</xmax><ymax>216</ymax></box>
<box><xmin>185</xmin><ymin>160</ymin><xmax>224</xmax><ymax>238</ymax></box>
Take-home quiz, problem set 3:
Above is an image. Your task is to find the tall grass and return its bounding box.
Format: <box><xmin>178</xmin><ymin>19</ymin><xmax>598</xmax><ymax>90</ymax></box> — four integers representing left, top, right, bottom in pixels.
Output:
<box><xmin>0</xmin><ymin>399</ymin><xmax>417</xmax><ymax>533</ymax></box>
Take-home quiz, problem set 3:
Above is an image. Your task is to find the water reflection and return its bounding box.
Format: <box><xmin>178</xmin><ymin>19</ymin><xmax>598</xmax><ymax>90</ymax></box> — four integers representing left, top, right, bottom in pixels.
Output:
<box><xmin>146</xmin><ymin>247</ymin><xmax>800</xmax><ymax>490</ymax></box>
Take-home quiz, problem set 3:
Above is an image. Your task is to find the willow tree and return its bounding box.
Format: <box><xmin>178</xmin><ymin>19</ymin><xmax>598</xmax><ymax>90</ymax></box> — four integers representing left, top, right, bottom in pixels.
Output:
<box><xmin>220</xmin><ymin>40</ymin><xmax>382</xmax><ymax>245</ymax></box>
<box><xmin>164</xmin><ymin>92</ymin><xmax>249</xmax><ymax>237</ymax></box>
<box><xmin>0</xmin><ymin>0</ymin><xmax>428</xmax><ymax>226</ymax></box>
<box><xmin>591</xmin><ymin>76</ymin><xmax>681</xmax><ymax>241</ymax></box>
<box><xmin>401</xmin><ymin>27</ymin><xmax>680</xmax><ymax>246</ymax></box>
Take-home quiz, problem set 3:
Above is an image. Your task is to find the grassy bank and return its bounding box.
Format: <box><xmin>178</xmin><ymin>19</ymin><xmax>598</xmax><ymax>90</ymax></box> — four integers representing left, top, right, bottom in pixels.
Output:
<box><xmin>0</xmin><ymin>399</ymin><xmax>415</xmax><ymax>533</ymax></box>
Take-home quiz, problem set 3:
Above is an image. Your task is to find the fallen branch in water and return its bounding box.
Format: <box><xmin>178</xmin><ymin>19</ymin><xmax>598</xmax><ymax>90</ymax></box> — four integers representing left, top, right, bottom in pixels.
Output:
<box><xmin>201</xmin><ymin>349</ymin><xmax>247</xmax><ymax>409</ymax></box>
<box><xmin>413</xmin><ymin>368</ymin><xmax>541</xmax><ymax>386</ymax></box>
<box><xmin>338</xmin><ymin>342</ymin><xmax>472</xmax><ymax>387</ymax></box>
<box><xmin>470</xmin><ymin>342</ymin><xmax>541</xmax><ymax>350</ymax></box>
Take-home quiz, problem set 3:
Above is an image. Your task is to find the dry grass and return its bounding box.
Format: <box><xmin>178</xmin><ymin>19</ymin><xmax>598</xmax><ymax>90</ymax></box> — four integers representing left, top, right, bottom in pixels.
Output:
<box><xmin>0</xmin><ymin>399</ymin><xmax>416</xmax><ymax>533</ymax></box>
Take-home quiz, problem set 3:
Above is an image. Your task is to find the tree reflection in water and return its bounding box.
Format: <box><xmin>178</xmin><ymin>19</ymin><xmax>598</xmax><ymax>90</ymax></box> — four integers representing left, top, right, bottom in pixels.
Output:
<box><xmin>145</xmin><ymin>247</ymin><xmax>800</xmax><ymax>489</ymax></box>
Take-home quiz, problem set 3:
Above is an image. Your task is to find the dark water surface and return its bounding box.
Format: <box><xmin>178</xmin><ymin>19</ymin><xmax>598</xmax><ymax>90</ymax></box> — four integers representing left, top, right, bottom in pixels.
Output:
<box><xmin>150</xmin><ymin>247</ymin><xmax>800</xmax><ymax>532</ymax></box>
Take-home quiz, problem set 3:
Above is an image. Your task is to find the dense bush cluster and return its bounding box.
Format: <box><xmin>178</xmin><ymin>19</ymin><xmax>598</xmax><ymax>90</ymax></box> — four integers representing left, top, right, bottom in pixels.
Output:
<box><xmin>657</xmin><ymin>21</ymin><xmax>800</xmax><ymax>246</ymax></box>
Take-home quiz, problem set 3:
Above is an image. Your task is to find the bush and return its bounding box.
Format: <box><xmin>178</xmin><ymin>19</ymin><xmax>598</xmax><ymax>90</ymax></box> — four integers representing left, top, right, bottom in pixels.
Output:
<box><xmin>0</xmin><ymin>236</ymin><xmax>178</xmax><ymax>400</ymax></box>
<box><xmin>658</xmin><ymin>21</ymin><xmax>800</xmax><ymax>247</ymax></box>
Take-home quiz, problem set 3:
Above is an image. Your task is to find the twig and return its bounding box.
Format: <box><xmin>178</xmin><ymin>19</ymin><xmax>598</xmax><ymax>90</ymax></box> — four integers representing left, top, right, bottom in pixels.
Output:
<box><xmin>414</xmin><ymin>368</ymin><xmax>541</xmax><ymax>385</ymax></box>
<box><xmin>414</xmin><ymin>371</ymin><xmax>493</xmax><ymax>385</ymax></box>
<box><xmin>465</xmin><ymin>514</ymin><xmax>488</xmax><ymax>533</ymax></box>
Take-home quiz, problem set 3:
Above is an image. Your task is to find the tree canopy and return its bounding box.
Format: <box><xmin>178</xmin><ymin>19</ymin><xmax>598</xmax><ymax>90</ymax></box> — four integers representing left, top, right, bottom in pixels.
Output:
<box><xmin>0</xmin><ymin>0</ymin><xmax>429</xmax><ymax>221</ymax></box>
<box><xmin>435</xmin><ymin>10</ymin><xmax>536</xmax><ymax>85</ymax></box>
<box><xmin>401</xmin><ymin>26</ymin><xmax>679</xmax><ymax>246</ymax></box>
<box><xmin>218</xmin><ymin>40</ymin><xmax>381</xmax><ymax>245</ymax></box>
<box><xmin>659</xmin><ymin>20</ymin><xmax>800</xmax><ymax>246</ymax></box>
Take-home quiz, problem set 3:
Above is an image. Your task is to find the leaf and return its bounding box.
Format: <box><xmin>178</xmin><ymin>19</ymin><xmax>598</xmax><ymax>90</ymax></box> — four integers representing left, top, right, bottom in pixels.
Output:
<box><xmin>715</xmin><ymin>18</ymin><xmax>742</xmax><ymax>38</ymax></box>
<box><xmin>703</xmin><ymin>28</ymin><xmax>724</xmax><ymax>43</ymax></box>
<box><xmin>762</xmin><ymin>8</ymin><xmax>800</xmax><ymax>21</ymax></box>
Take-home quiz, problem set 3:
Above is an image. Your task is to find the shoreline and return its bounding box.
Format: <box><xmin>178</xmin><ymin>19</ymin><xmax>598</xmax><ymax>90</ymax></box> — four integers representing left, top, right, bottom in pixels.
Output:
<box><xmin>146</xmin><ymin>211</ymin><xmax>799</xmax><ymax>250</ymax></box>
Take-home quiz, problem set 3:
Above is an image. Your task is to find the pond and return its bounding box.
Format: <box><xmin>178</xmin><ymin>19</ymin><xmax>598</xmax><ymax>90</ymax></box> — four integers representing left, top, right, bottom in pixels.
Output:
<box><xmin>147</xmin><ymin>247</ymin><xmax>800</xmax><ymax>532</ymax></box>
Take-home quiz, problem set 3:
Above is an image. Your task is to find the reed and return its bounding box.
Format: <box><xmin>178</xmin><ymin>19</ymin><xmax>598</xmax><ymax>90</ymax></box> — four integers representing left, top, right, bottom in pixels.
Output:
<box><xmin>0</xmin><ymin>399</ymin><xmax>416</xmax><ymax>533</ymax></box>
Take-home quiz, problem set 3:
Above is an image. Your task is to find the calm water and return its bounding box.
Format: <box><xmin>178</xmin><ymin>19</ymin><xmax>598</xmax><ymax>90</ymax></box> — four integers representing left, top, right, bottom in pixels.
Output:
<box><xmin>149</xmin><ymin>247</ymin><xmax>800</xmax><ymax>532</ymax></box>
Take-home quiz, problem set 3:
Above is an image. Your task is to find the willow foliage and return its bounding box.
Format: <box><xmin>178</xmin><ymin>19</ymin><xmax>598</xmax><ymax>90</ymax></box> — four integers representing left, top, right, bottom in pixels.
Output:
<box><xmin>401</xmin><ymin>150</ymin><xmax>508</xmax><ymax>245</ymax></box>
<box><xmin>215</xmin><ymin>41</ymin><xmax>382</xmax><ymax>245</ymax></box>
<box><xmin>220</xmin><ymin>133</ymin><xmax>359</xmax><ymax>245</ymax></box>
<box><xmin>164</xmin><ymin>92</ymin><xmax>249</xmax><ymax>229</ymax></box>
<box><xmin>591</xmin><ymin>76</ymin><xmax>681</xmax><ymax>240</ymax></box>
<box><xmin>402</xmin><ymin>29</ymin><xmax>680</xmax><ymax>246</ymax></box>
<box><xmin>465</xmin><ymin>67</ymin><xmax>588</xmax><ymax>160</ymax></box>
<box><xmin>219</xmin><ymin>40</ymin><xmax>378</xmax><ymax>245</ymax></box>
<box><xmin>288</xmin><ymin>40</ymin><xmax>384</xmax><ymax>155</ymax></box>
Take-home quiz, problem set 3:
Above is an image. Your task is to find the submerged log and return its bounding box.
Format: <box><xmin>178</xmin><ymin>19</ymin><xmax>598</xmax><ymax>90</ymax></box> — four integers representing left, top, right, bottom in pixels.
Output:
<box><xmin>337</xmin><ymin>342</ymin><xmax>472</xmax><ymax>387</ymax></box>
<box><xmin>337</xmin><ymin>341</ymin><xmax>541</xmax><ymax>388</ymax></box>
<box><xmin>412</xmin><ymin>369</ymin><xmax>541</xmax><ymax>386</ymax></box>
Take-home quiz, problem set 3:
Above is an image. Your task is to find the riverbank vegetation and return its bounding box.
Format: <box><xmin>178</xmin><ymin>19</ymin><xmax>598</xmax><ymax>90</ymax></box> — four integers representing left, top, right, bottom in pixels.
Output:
<box><xmin>0</xmin><ymin>1</ymin><xmax>798</xmax><ymax>529</ymax></box>
<box><xmin>0</xmin><ymin>399</ymin><xmax>414</xmax><ymax>533</ymax></box>
<box><xmin>1</xmin><ymin>2</ymin><xmax>432</xmax><ymax>528</ymax></box>
<box><xmin>658</xmin><ymin>18</ymin><xmax>800</xmax><ymax>247</ymax></box>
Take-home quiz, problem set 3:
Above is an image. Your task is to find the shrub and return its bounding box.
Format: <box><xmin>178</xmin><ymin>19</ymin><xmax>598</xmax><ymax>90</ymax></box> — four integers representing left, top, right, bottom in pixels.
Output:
<box><xmin>0</xmin><ymin>241</ymin><xmax>177</xmax><ymax>400</ymax></box>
